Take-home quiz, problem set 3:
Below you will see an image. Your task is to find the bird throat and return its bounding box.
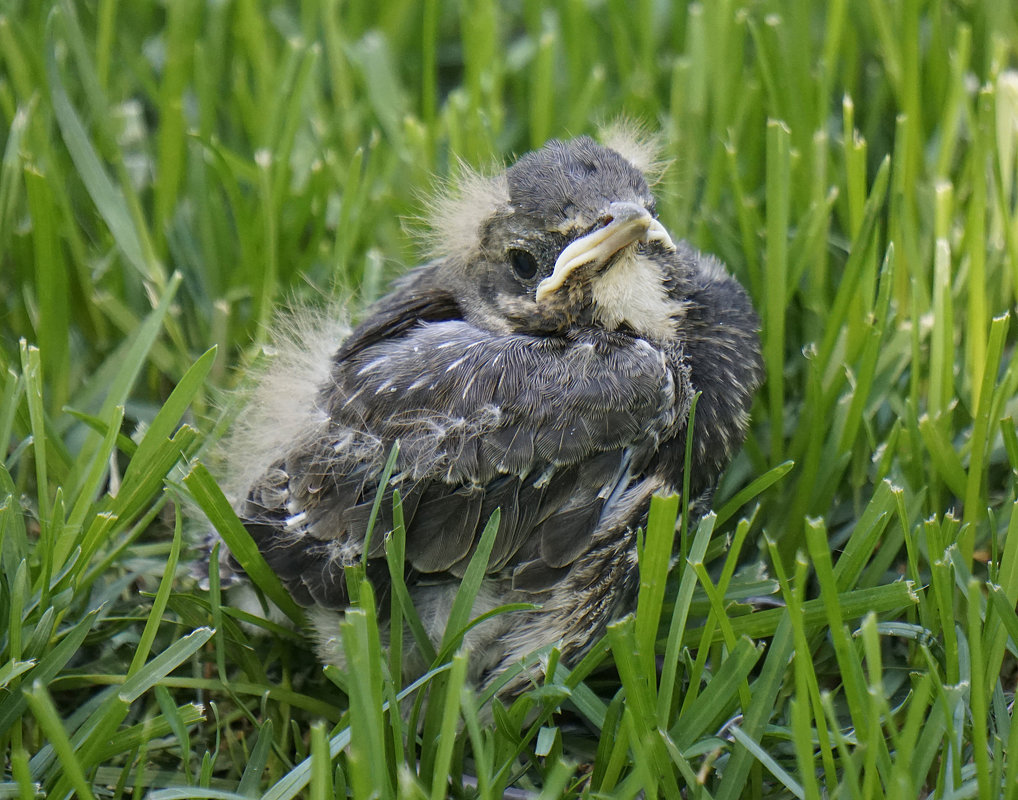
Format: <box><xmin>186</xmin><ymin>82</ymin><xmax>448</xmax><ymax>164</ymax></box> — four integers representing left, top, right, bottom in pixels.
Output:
<box><xmin>589</xmin><ymin>251</ymin><xmax>681</xmax><ymax>338</ymax></box>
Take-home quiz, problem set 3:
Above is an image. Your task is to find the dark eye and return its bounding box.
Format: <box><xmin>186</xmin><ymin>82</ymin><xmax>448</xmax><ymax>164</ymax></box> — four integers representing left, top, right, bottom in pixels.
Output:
<box><xmin>507</xmin><ymin>248</ymin><xmax>538</xmax><ymax>280</ymax></box>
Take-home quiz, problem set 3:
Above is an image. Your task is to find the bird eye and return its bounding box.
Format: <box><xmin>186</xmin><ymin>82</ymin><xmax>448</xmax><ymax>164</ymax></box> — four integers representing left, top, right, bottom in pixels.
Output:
<box><xmin>507</xmin><ymin>248</ymin><xmax>539</xmax><ymax>280</ymax></box>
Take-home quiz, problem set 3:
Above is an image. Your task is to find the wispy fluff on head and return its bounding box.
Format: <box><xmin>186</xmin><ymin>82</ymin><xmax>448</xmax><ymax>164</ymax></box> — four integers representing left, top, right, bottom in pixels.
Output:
<box><xmin>219</xmin><ymin>304</ymin><xmax>350</xmax><ymax>503</ymax></box>
<box><xmin>414</xmin><ymin>123</ymin><xmax>664</xmax><ymax>261</ymax></box>
<box><xmin>599</xmin><ymin>119</ymin><xmax>669</xmax><ymax>183</ymax></box>
<box><xmin>417</xmin><ymin>160</ymin><xmax>509</xmax><ymax>262</ymax></box>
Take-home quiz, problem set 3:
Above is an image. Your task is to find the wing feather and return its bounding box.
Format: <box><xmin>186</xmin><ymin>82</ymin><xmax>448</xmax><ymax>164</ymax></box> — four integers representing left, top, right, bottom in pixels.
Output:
<box><xmin>238</xmin><ymin>280</ymin><xmax>691</xmax><ymax>608</ymax></box>
<box><xmin>405</xmin><ymin>485</ymin><xmax>484</xmax><ymax>572</ymax></box>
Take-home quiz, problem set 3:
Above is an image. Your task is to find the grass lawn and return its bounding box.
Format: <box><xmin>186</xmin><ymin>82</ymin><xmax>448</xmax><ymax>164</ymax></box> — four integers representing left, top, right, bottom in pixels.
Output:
<box><xmin>3</xmin><ymin>0</ymin><xmax>1018</xmax><ymax>797</ymax></box>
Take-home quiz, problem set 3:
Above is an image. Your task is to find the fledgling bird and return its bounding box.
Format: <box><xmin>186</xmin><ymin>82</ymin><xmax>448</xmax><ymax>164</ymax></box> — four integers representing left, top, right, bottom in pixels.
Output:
<box><xmin>220</xmin><ymin>132</ymin><xmax>762</xmax><ymax>698</ymax></box>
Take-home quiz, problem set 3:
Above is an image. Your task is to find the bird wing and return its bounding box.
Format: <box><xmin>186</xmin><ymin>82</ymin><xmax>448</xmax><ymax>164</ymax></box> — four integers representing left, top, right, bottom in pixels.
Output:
<box><xmin>240</xmin><ymin>288</ymin><xmax>692</xmax><ymax>608</ymax></box>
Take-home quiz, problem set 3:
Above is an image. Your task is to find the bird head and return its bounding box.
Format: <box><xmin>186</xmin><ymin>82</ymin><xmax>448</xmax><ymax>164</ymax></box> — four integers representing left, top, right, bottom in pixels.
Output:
<box><xmin>426</xmin><ymin>135</ymin><xmax>684</xmax><ymax>338</ymax></box>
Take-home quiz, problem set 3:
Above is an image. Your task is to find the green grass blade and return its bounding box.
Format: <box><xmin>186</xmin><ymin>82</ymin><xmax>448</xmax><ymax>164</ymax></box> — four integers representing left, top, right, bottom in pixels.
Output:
<box><xmin>45</xmin><ymin>5</ymin><xmax>161</xmax><ymax>285</ymax></box>
<box><xmin>127</xmin><ymin>505</ymin><xmax>184</xmax><ymax>676</ymax></box>
<box><xmin>130</xmin><ymin>346</ymin><xmax>217</xmax><ymax>474</ymax></box>
<box><xmin>341</xmin><ymin>594</ymin><xmax>392</xmax><ymax>800</ymax></box>
<box><xmin>714</xmin><ymin>460</ymin><xmax>794</xmax><ymax>527</ymax></box>
<box><xmin>729</xmin><ymin>724</ymin><xmax>805</xmax><ymax>799</ymax></box>
<box><xmin>764</xmin><ymin>119</ymin><xmax>791</xmax><ymax>461</ymax></box>
<box><xmin>24</xmin><ymin>683</ymin><xmax>97</xmax><ymax>800</ymax></box>
<box><xmin>119</xmin><ymin>628</ymin><xmax>215</xmax><ymax>703</ymax></box>
<box><xmin>183</xmin><ymin>462</ymin><xmax>304</xmax><ymax>625</ymax></box>
<box><xmin>635</xmin><ymin>493</ymin><xmax>679</xmax><ymax>691</ymax></box>
<box><xmin>0</xmin><ymin>609</ymin><xmax>99</xmax><ymax>737</ymax></box>
<box><xmin>361</xmin><ymin>441</ymin><xmax>400</xmax><ymax>567</ymax></box>
<box><xmin>437</xmin><ymin>507</ymin><xmax>501</xmax><ymax>656</ymax></box>
<box><xmin>386</xmin><ymin>490</ymin><xmax>437</xmax><ymax>666</ymax></box>
<box><xmin>64</xmin><ymin>404</ymin><xmax>125</xmax><ymax>534</ymax></box>
<box><xmin>237</xmin><ymin>719</ymin><xmax>274</xmax><ymax>797</ymax></box>
<box><xmin>671</xmin><ymin>635</ymin><xmax>762</xmax><ymax>750</ymax></box>
<box><xmin>429</xmin><ymin>651</ymin><xmax>467</xmax><ymax>800</ymax></box>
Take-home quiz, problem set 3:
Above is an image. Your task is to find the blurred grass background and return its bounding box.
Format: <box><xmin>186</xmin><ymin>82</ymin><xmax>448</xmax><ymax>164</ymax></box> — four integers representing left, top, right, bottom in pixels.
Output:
<box><xmin>3</xmin><ymin>0</ymin><xmax>1018</xmax><ymax>797</ymax></box>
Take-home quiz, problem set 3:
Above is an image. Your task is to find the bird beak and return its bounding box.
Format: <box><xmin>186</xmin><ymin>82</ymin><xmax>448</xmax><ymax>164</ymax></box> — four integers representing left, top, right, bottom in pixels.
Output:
<box><xmin>536</xmin><ymin>202</ymin><xmax>675</xmax><ymax>304</ymax></box>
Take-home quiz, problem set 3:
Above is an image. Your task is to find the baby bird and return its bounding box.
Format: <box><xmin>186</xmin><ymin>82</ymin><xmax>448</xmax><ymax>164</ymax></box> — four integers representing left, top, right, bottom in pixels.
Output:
<box><xmin>221</xmin><ymin>132</ymin><xmax>762</xmax><ymax>698</ymax></box>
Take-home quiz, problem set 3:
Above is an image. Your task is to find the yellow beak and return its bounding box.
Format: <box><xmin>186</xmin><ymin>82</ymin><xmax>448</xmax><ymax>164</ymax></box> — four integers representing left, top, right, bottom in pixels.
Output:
<box><xmin>536</xmin><ymin>202</ymin><xmax>675</xmax><ymax>304</ymax></box>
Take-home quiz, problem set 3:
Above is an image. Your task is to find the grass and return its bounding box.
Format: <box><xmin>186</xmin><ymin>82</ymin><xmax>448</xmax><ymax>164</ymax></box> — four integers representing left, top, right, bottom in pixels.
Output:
<box><xmin>2</xmin><ymin>0</ymin><xmax>1018</xmax><ymax>796</ymax></box>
